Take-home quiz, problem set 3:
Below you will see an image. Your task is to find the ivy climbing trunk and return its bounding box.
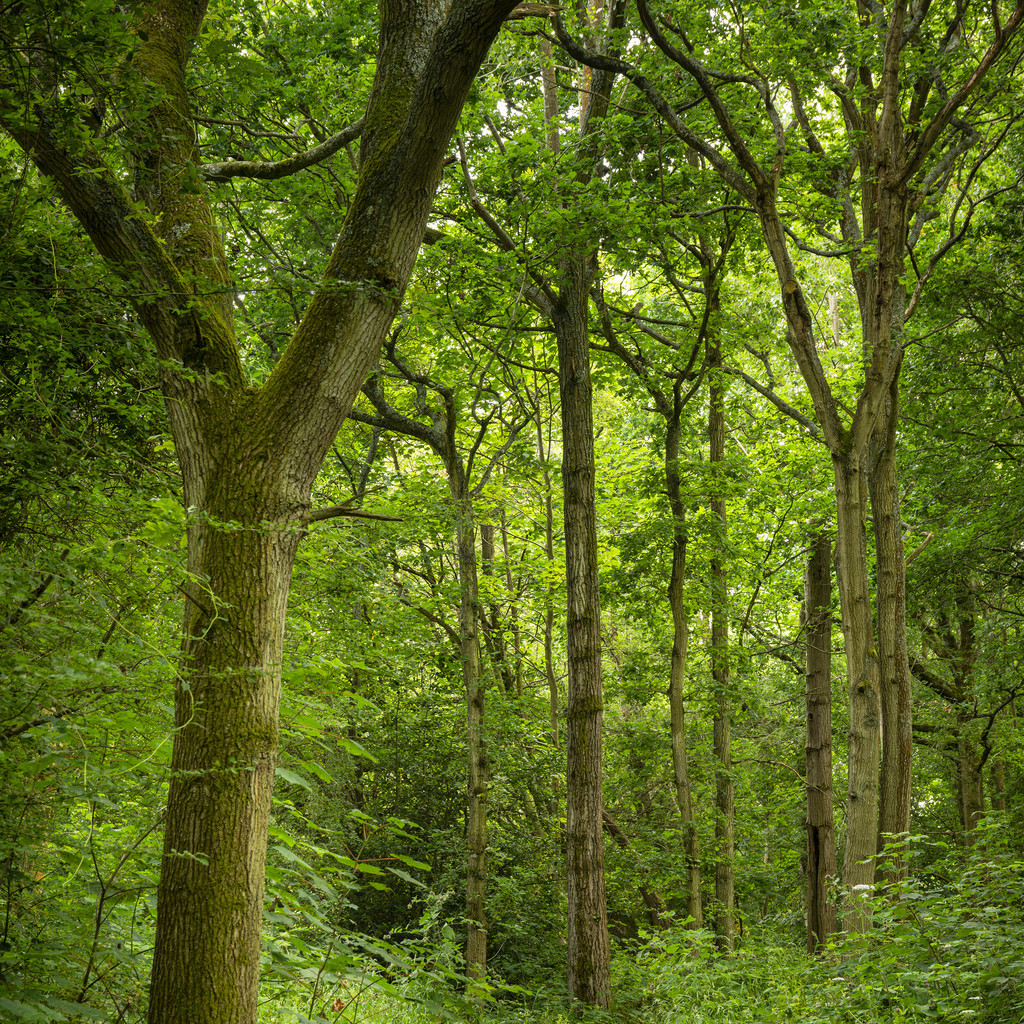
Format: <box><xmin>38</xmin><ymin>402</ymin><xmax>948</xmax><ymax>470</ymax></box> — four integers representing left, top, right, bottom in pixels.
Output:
<box><xmin>150</xmin><ymin>460</ymin><xmax>300</xmax><ymax>1022</ymax></box>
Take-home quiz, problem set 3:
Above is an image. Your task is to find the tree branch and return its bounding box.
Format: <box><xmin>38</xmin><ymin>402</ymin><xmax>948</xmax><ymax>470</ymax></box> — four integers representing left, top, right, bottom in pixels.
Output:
<box><xmin>200</xmin><ymin>117</ymin><xmax>366</xmax><ymax>182</ymax></box>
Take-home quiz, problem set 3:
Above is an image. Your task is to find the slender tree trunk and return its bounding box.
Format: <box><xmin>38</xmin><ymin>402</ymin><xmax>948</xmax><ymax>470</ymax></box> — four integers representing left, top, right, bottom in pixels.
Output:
<box><xmin>990</xmin><ymin>760</ymin><xmax>1006</xmax><ymax>813</ymax></box>
<box><xmin>602</xmin><ymin>809</ymin><xmax>664</xmax><ymax>927</ymax></box>
<box><xmin>870</xmin><ymin>379</ymin><xmax>913</xmax><ymax>879</ymax></box>
<box><xmin>457</xmin><ymin>494</ymin><xmax>489</xmax><ymax>988</ymax></box>
<box><xmin>665</xmin><ymin>416</ymin><xmax>703</xmax><ymax>927</ymax></box>
<box><xmin>708</xmin><ymin>340</ymin><xmax>734</xmax><ymax>952</ymax></box>
<box><xmin>480</xmin><ymin>520</ymin><xmax>514</xmax><ymax>693</ymax></box>
<box><xmin>556</xmin><ymin>266</ymin><xmax>611</xmax><ymax>1009</ymax></box>
<box><xmin>534</xmin><ymin>398</ymin><xmax>561</xmax><ymax>748</ymax></box>
<box><xmin>804</xmin><ymin>529</ymin><xmax>837</xmax><ymax>954</ymax></box>
<box><xmin>833</xmin><ymin>453</ymin><xmax>880</xmax><ymax>931</ymax></box>
<box><xmin>358</xmin><ymin>378</ymin><xmax>491</xmax><ymax>987</ymax></box>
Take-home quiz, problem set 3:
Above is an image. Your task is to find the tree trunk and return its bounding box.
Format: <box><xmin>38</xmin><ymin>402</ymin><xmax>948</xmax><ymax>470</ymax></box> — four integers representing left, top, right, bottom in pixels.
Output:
<box><xmin>480</xmin><ymin>520</ymin><xmax>514</xmax><ymax>693</ymax></box>
<box><xmin>457</xmin><ymin>494</ymin><xmax>489</xmax><ymax>988</ymax></box>
<box><xmin>602</xmin><ymin>809</ymin><xmax>664</xmax><ymax>927</ymax></box>
<box><xmin>149</xmin><ymin>470</ymin><xmax>300</xmax><ymax>1023</ymax></box>
<box><xmin>833</xmin><ymin>453</ymin><xmax>880</xmax><ymax>931</ymax></box>
<box><xmin>708</xmin><ymin>343</ymin><xmax>734</xmax><ymax>952</ymax></box>
<box><xmin>804</xmin><ymin>529</ymin><xmax>837</xmax><ymax>954</ymax></box>
<box><xmin>498</xmin><ymin>503</ymin><xmax>525</xmax><ymax>696</ymax></box>
<box><xmin>556</xmin><ymin>266</ymin><xmax>611</xmax><ymax>1009</ymax></box>
<box><xmin>358</xmin><ymin>377</ymin><xmax>491</xmax><ymax>988</ymax></box>
<box><xmin>533</xmin><ymin>391</ymin><xmax>561</xmax><ymax>748</ymax></box>
<box><xmin>990</xmin><ymin>759</ymin><xmax>1006</xmax><ymax>813</ymax></box>
<box><xmin>665</xmin><ymin>416</ymin><xmax>703</xmax><ymax>928</ymax></box>
<box><xmin>869</xmin><ymin>379</ymin><xmax>913</xmax><ymax>879</ymax></box>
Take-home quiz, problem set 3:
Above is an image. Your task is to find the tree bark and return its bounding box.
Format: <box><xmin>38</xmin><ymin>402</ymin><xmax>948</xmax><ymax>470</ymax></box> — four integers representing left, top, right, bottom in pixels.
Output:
<box><xmin>458</xmin><ymin>494</ymin><xmax>489</xmax><ymax>988</ymax></box>
<box><xmin>555</xmin><ymin>265</ymin><xmax>611</xmax><ymax>1008</ymax></box>
<box><xmin>957</xmin><ymin>709</ymin><xmax>984</xmax><ymax>842</ymax></box>
<box><xmin>833</xmin><ymin>453</ymin><xmax>880</xmax><ymax>930</ymax></box>
<box><xmin>480</xmin><ymin>520</ymin><xmax>515</xmax><ymax>693</ymax></box>
<box><xmin>602</xmin><ymin>808</ymin><xmax>664</xmax><ymax>927</ymax></box>
<box><xmin>869</xmin><ymin>379</ymin><xmax>913</xmax><ymax>878</ymax></box>
<box><xmin>804</xmin><ymin>529</ymin><xmax>837</xmax><ymax>954</ymax></box>
<box><xmin>151</xmin><ymin>466</ymin><xmax>299</xmax><ymax>1023</ymax></box>
<box><xmin>358</xmin><ymin>376</ymin><xmax>490</xmax><ymax>987</ymax></box>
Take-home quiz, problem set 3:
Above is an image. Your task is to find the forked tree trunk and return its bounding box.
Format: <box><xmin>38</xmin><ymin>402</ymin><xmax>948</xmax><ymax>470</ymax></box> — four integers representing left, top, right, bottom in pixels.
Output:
<box><xmin>7</xmin><ymin>2</ymin><xmax>521</xmax><ymax>1016</ymax></box>
<box><xmin>804</xmin><ymin>529</ymin><xmax>837</xmax><ymax>954</ymax></box>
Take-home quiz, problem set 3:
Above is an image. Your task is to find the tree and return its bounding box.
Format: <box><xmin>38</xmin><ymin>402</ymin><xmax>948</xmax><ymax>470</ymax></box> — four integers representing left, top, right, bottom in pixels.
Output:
<box><xmin>2</xmin><ymin>1</ymin><xmax>521</xmax><ymax>1019</ymax></box>
<box><xmin>556</xmin><ymin>0</ymin><xmax>1024</xmax><ymax>924</ymax></box>
<box><xmin>352</xmin><ymin>331</ymin><xmax>530</xmax><ymax>987</ymax></box>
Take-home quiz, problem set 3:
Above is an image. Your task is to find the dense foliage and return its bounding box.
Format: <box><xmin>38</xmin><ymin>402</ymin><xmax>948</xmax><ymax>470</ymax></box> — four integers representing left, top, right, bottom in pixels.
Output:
<box><xmin>2</xmin><ymin>0</ymin><xmax>1023</xmax><ymax>1022</ymax></box>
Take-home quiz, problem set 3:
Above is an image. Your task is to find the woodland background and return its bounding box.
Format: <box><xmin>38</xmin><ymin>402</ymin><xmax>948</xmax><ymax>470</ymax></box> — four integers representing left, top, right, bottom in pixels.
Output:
<box><xmin>1</xmin><ymin>1</ymin><xmax>1023</xmax><ymax>1023</ymax></box>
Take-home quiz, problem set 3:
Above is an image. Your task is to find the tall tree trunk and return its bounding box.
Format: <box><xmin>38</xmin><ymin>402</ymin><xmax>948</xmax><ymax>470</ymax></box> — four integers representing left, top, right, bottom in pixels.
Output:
<box><xmin>150</xmin><ymin>469</ymin><xmax>300</xmax><ymax>1023</ymax></box>
<box><xmin>499</xmin><ymin>503</ymin><xmax>525</xmax><ymax>696</ymax></box>
<box><xmin>457</xmin><ymin>493</ymin><xmax>489</xmax><ymax>988</ymax></box>
<box><xmin>833</xmin><ymin>453</ymin><xmax>880</xmax><ymax>931</ymax></box>
<box><xmin>870</xmin><ymin>378</ymin><xmax>913</xmax><ymax>879</ymax></box>
<box><xmin>358</xmin><ymin>377</ymin><xmax>491</xmax><ymax>988</ymax></box>
<box><xmin>602</xmin><ymin>809</ymin><xmax>664</xmax><ymax>927</ymax></box>
<box><xmin>665</xmin><ymin>416</ymin><xmax>703</xmax><ymax>928</ymax></box>
<box><xmin>556</xmin><ymin>265</ymin><xmax>611</xmax><ymax>1008</ymax></box>
<box><xmin>804</xmin><ymin>529</ymin><xmax>837</xmax><ymax>954</ymax></box>
<box><xmin>533</xmin><ymin>390</ymin><xmax>561</xmax><ymax>748</ymax></box>
<box><xmin>990</xmin><ymin>759</ymin><xmax>1006</xmax><ymax>814</ymax></box>
<box><xmin>708</xmin><ymin>339</ymin><xmax>734</xmax><ymax>952</ymax></box>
